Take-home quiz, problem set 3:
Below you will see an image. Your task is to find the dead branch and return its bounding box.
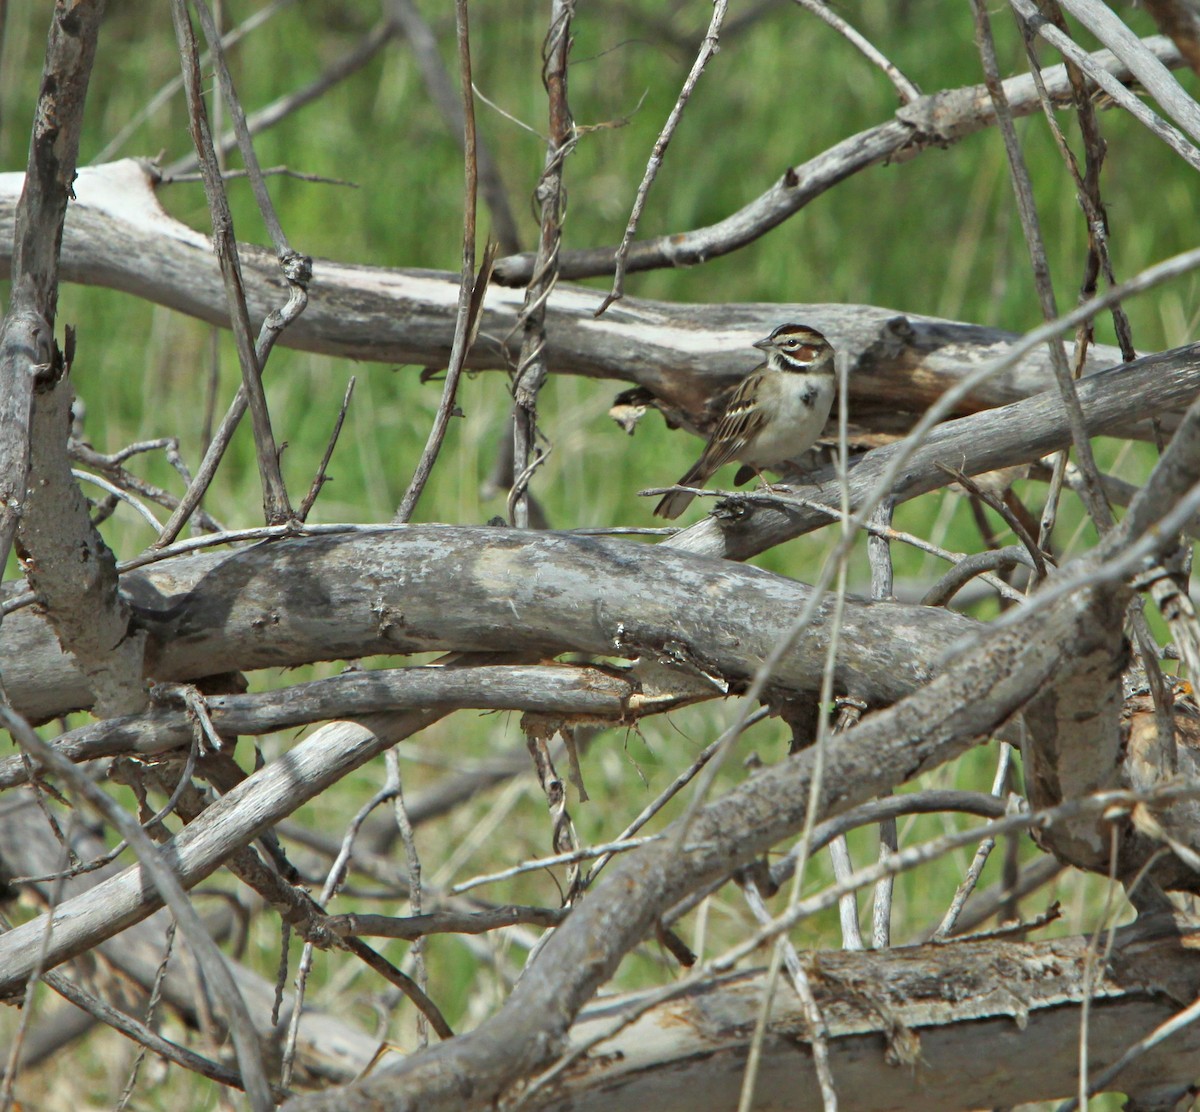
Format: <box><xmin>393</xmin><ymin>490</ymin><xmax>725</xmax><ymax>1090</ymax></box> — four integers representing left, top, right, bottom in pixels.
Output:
<box><xmin>0</xmin><ymin>793</ymin><xmax>379</xmax><ymax>1086</ymax></box>
<box><xmin>0</xmin><ymin>711</ymin><xmax>441</xmax><ymax>999</ymax></box>
<box><xmin>382</xmin><ymin>0</ymin><xmax>521</xmax><ymax>254</ymax></box>
<box><xmin>0</xmin><ymin>159</ymin><xmax>1166</xmax><ymax>440</ymax></box>
<box><xmin>1056</xmin><ymin>0</ymin><xmax>1200</xmax><ymax>142</ymax></box>
<box><xmin>0</xmin><ymin>527</ymin><xmax>974</xmax><ymax>723</ymax></box>
<box><xmin>597</xmin><ymin>0</ymin><xmax>729</xmax><ymax>314</ymax></box>
<box><xmin>393</xmin><ymin>19</ymin><xmax>495</xmax><ymax>531</ymax></box>
<box><xmin>510</xmin><ymin>0</ymin><xmax>575</xmax><ymax>527</ymax></box>
<box><xmin>277</xmin><ymin>571</ymin><xmax>1137</xmax><ymax>1112</ymax></box>
<box><xmin>4</xmin><ymin>0</ymin><xmax>147</xmax><ymax>720</ymax></box>
<box><xmin>169</xmin><ymin>0</ymin><xmax>294</xmax><ymax>528</ymax></box>
<box><xmin>665</xmin><ymin>341</ymin><xmax>1200</xmax><ymax>561</ymax></box>
<box><xmin>0</xmin><ymin>705</ymin><xmax>275</xmax><ymax>1110</ymax></box>
<box><xmin>493</xmin><ymin>36</ymin><xmax>1186</xmax><ymax>285</ymax></box>
<box><xmin>536</xmin><ymin>931</ymin><xmax>1200</xmax><ymax>1111</ymax></box>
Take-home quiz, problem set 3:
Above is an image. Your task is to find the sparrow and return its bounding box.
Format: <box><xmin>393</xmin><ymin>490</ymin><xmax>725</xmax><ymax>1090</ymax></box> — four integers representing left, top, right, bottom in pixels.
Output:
<box><xmin>653</xmin><ymin>323</ymin><xmax>836</xmax><ymax>519</ymax></box>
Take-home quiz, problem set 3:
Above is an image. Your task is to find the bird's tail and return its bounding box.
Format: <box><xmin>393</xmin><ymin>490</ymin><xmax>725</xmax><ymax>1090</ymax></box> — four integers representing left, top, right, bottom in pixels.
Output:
<box><xmin>653</xmin><ymin>463</ymin><xmax>708</xmax><ymax>519</ymax></box>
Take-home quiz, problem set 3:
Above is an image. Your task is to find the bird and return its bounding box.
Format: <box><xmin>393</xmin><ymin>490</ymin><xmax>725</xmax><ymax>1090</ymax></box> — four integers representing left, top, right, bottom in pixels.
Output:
<box><xmin>653</xmin><ymin>323</ymin><xmax>836</xmax><ymax>519</ymax></box>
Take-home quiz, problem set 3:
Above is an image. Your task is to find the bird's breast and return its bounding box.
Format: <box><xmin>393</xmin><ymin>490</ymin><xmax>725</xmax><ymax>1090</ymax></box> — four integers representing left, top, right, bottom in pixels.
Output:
<box><xmin>741</xmin><ymin>373</ymin><xmax>835</xmax><ymax>468</ymax></box>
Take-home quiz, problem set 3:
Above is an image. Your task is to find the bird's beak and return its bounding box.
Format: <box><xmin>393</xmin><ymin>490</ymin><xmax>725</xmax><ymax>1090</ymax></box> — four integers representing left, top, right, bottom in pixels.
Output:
<box><xmin>752</xmin><ymin>336</ymin><xmax>771</xmax><ymax>351</ymax></box>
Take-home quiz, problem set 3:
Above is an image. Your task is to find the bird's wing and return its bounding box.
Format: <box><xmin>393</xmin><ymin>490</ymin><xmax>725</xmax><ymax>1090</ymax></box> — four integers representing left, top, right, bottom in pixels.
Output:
<box><xmin>692</xmin><ymin>368</ymin><xmax>769</xmax><ymax>476</ymax></box>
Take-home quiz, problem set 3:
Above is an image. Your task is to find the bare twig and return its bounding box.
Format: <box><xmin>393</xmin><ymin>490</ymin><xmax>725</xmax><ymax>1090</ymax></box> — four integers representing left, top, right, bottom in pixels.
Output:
<box><xmin>0</xmin><ymin>835</ymin><xmax>68</xmax><ymax>1112</ymax></box>
<box><xmin>972</xmin><ymin>0</ymin><xmax>1114</xmax><ymax>538</ymax></box>
<box><xmin>0</xmin><ymin>704</ymin><xmax>275</xmax><ymax>1112</ymax></box>
<box><xmin>510</xmin><ymin>0</ymin><xmax>575</xmax><ymax>528</ymax></box>
<box><xmin>11</xmin><ymin>730</ymin><xmax>203</xmax><ymax>884</ymax></box>
<box><xmin>928</xmin><ymin>853</ymin><xmax>1063</xmax><ymax>939</ymax></box>
<box><xmin>328</xmin><ymin>904</ymin><xmax>568</xmax><ymax>940</ymax></box>
<box><xmin>584</xmin><ymin>706</ymin><xmax>773</xmax><ymax>888</ymax></box>
<box><xmin>524</xmin><ymin>723</ymin><xmax>582</xmax><ymax>903</ymax></box>
<box><xmin>384</xmin><ymin>0</ymin><xmax>521</xmax><ymax>254</ymax></box>
<box><xmin>151</xmin><ymin>735</ymin><xmax>458</xmax><ymax>1046</ymax></box>
<box><xmin>114</xmin><ymin>920</ymin><xmax>175</xmax><ymax>1112</ymax></box>
<box><xmin>93</xmin><ymin>0</ymin><xmax>295</xmax><ymax>163</ymax></box>
<box><xmin>35</xmin><ymin>957</ymin><xmax>274</xmax><ymax>1095</ymax></box>
<box><xmin>866</xmin><ymin>500</ymin><xmax>896</xmax><ymax>949</ymax></box>
<box><xmin>1016</xmin><ymin>0</ymin><xmax>1136</xmax><ymax>564</ymax></box>
<box><xmin>6</xmin><ymin>4</ymin><xmax>153</xmax><ymax>721</ymax></box>
<box><xmin>483</xmin><ymin>790</ymin><xmax>1005</xmax><ymax>938</ymax></box>
<box><xmin>281</xmin><ymin>786</ymin><xmax>398</xmax><ymax>1088</ymax></box>
<box><xmin>166</xmin><ymin>0</ymin><xmax>294</xmax><ymax>530</ymax></box>
<box><xmin>826</xmin><ymin>699</ymin><xmax>866</xmax><ymax>953</ymax></box>
<box><xmin>596</xmin><ymin>0</ymin><xmax>729</xmax><ymax>315</ymax></box>
<box><xmin>164</xmin><ymin>18</ymin><xmax>396</xmax><ymax>179</ymax></box>
<box><xmin>393</xmin><ymin>188</ymin><xmax>496</xmax><ymax>523</ymax></box>
<box><xmin>343</xmin><ymin>937</ymin><xmax>454</xmax><ymax>1039</ymax></box>
<box><xmin>69</xmin><ymin>439</ymin><xmax>224</xmax><ymax>533</ymax></box>
<box><xmin>938</xmin><ymin>464</ymin><xmax>1049</xmax><ymax>580</ymax></box>
<box><xmin>506</xmin><ymin>443</ymin><xmax>552</xmax><ymax>525</ymax></box>
<box><xmin>162</xmin><ymin>164</ymin><xmax>359</xmax><ymax>187</ymax></box>
<box><xmin>0</xmin><ymin>665</ymin><xmax>642</xmax><ymax>794</ymax></box>
<box><xmin>920</xmin><ymin>546</ymin><xmax>1036</xmax><ymax>607</ymax></box>
<box><xmin>741</xmin><ymin>877</ymin><xmax>838</xmax><ymax>1112</ymax></box>
<box><xmin>1017</xmin><ymin>0</ymin><xmax>1137</xmax><ymax>362</ymax></box>
<box><xmin>1009</xmin><ymin>0</ymin><xmax>1200</xmax><ymax>171</ymax></box>
<box><xmin>734</xmin><ymin>791</ymin><xmax>1198</xmax><ymax>982</ymax></box>
<box><xmin>193</xmin><ymin>2</ymin><xmax>311</xmax><ymax>339</ymax></box>
<box><xmin>298</xmin><ymin>375</ymin><xmax>355</xmax><ymax>521</ymax></box>
<box><xmin>791</xmin><ymin>0</ymin><xmax>921</xmax><ymax>103</ymax></box>
<box><xmin>735</xmin><ymin>488</ymin><xmax>1026</xmax><ymax>602</ymax></box>
<box><xmin>71</xmin><ymin>469</ymin><xmax>162</xmax><ymax>530</ymax></box>
<box><xmin>448</xmin><ymin>835</ymin><xmax>660</xmax><ymax>896</ymax></box>
<box><xmin>387</xmin><ymin>750</ymin><xmax>429</xmax><ymax>1044</ymax></box>
<box><xmin>933</xmin><ymin>747</ymin><xmax>1015</xmax><ymax>940</ymax></box>
<box><xmin>493</xmin><ymin>36</ymin><xmax>1190</xmax><ymax>285</ymax></box>
<box><xmin>1056</xmin><ymin>0</ymin><xmax>1200</xmax><ymax>142</ymax></box>
<box><xmin>827</xmin><ymin>835</ymin><xmax>864</xmax><ymax>950</ymax></box>
<box><xmin>1063</xmin><ymin>987</ymin><xmax>1200</xmax><ymax>1109</ymax></box>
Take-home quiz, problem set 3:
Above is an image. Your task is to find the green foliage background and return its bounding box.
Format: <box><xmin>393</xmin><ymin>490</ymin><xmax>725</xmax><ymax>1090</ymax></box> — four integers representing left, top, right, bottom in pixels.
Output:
<box><xmin>1</xmin><ymin>1</ymin><xmax>1196</xmax><ymax>1107</ymax></box>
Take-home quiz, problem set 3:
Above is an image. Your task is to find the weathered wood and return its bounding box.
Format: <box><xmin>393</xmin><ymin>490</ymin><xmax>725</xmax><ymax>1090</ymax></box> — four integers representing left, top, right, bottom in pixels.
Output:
<box><xmin>0</xmin><ymin>710</ymin><xmax>439</xmax><ymax>1001</ymax></box>
<box><xmin>541</xmin><ymin>932</ymin><xmax>1200</xmax><ymax>1112</ymax></box>
<box><xmin>0</xmin><ymin>793</ymin><xmax>378</xmax><ymax>1085</ymax></box>
<box><xmin>278</xmin><ymin>579</ymin><xmax>1136</xmax><ymax>1112</ymax></box>
<box><xmin>665</xmin><ymin>342</ymin><xmax>1200</xmax><ymax>560</ymax></box>
<box><xmin>0</xmin><ymin>663</ymin><xmax>640</xmax><ymax>788</ymax></box>
<box><xmin>0</xmin><ymin>159</ymin><xmax>1144</xmax><ymax>441</ymax></box>
<box><xmin>0</xmin><ymin>526</ymin><xmax>976</xmax><ymax>722</ymax></box>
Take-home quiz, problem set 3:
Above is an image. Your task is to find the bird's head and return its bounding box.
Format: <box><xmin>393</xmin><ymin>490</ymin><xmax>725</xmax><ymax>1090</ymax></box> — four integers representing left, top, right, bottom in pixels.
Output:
<box><xmin>753</xmin><ymin>323</ymin><xmax>834</xmax><ymax>373</ymax></box>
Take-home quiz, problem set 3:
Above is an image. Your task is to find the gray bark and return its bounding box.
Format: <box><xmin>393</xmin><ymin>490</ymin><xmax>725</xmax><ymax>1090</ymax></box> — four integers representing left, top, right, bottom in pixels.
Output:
<box><xmin>542</xmin><ymin>931</ymin><xmax>1200</xmax><ymax>1112</ymax></box>
<box><xmin>1</xmin><ymin>527</ymin><xmax>975</xmax><ymax>723</ymax></box>
<box><xmin>0</xmin><ymin>159</ymin><xmax>1147</xmax><ymax>439</ymax></box>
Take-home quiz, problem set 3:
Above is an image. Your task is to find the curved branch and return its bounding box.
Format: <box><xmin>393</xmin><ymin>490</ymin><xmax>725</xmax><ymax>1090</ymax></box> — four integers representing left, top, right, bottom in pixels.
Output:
<box><xmin>278</xmin><ymin>574</ymin><xmax>1131</xmax><ymax>1112</ymax></box>
<box><xmin>664</xmin><ymin>341</ymin><xmax>1200</xmax><ymax>561</ymax></box>
<box><xmin>492</xmin><ymin>36</ymin><xmax>1184</xmax><ymax>285</ymax></box>
<box><xmin>0</xmin><ymin>160</ymin><xmax>1144</xmax><ymax>437</ymax></box>
<box><xmin>0</xmin><ymin>526</ymin><xmax>974</xmax><ymax>722</ymax></box>
<box><xmin>0</xmin><ymin>664</ymin><xmax>643</xmax><ymax>790</ymax></box>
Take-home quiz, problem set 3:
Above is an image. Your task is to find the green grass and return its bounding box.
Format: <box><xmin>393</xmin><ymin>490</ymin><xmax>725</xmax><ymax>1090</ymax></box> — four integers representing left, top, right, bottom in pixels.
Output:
<box><xmin>1</xmin><ymin>1</ymin><xmax>1193</xmax><ymax>1107</ymax></box>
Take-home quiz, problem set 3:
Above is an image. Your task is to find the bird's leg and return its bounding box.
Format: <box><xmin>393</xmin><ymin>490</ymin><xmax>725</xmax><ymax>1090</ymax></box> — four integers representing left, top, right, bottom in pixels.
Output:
<box><xmin>754</xmin><ymin>467</ymin><xmax>790</xmax><ymax>495</ymax></box>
